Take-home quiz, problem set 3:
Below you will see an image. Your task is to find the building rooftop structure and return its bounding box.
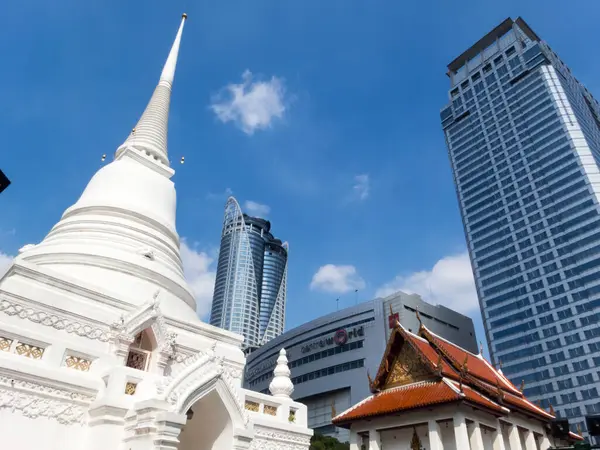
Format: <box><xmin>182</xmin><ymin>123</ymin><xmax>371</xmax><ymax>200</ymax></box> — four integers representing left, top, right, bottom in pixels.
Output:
<box><xmin>333</xmin><ymin>314</ymin><xmax>583</xmax><ymax>449</ymax></box>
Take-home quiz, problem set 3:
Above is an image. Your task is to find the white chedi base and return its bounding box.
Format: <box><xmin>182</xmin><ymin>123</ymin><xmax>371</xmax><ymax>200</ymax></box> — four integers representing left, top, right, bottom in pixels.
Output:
<box><xmin>0</xmin><ymin>259</ymin><xmax>312</xmax><ymax>450</ymax></box>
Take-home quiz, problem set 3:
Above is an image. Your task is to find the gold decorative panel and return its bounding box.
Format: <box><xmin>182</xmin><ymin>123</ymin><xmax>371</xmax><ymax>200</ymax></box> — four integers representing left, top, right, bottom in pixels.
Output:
<box><xmin>125</xmin><ymin>382</ymin><xmax>137</xmax><ymax>395</ymax></box>
<box><xmin>15</xmin><ymin>342</ymin><xmax>44</xmax><ymax>360</ymax></box>
<box><xmin>264</xmin><ymin>405</ymin><xmax>277</xmax><ymax>416</ymax></box>
<box><xmin>65</xmin><ymin>355</ymin><xmax>92</xmax><ymax>372</ymax></box>
<box><xmin>126</xmin><ymin>349</ymin><xmax>148</xmax><ymax>371</ymax></box>
<box><xmin>385</xmin><ymin>343</ymin><xmax>431</xmax><ymax>388</ymax></box>
<box><xmin>244</xmin><ymin>400</ymin><xmax>260</xmax><ymax>412</ymax></box>
<box><xmin>0</xmin><ymin>336</ymin><xmax>13</xmax><ymax>352</ymax></box>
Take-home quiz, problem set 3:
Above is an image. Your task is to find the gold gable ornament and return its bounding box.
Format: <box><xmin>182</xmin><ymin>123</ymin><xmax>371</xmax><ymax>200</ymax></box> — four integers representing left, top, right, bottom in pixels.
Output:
<box><xmin>385</xmin><ymin>342</ymin><xmax>431</xmax><ymax>388</ymax></box>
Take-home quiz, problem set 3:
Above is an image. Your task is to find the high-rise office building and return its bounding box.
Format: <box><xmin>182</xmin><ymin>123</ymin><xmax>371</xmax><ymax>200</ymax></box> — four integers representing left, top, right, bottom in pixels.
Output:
<box><xmin>210</xmin><ymin>196</ymin><xmax>288</xmax><ymax>352</ymax></box>
<box><xmin>441</xmin><ymin>17</ymin><xmax>600</xmax><ymax>434</ymax></box>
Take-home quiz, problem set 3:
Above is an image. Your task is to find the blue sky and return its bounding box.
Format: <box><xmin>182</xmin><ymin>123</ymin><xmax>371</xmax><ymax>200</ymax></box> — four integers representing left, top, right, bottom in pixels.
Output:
<box><xmin>1</xmin><ymin>0</ymin><xmax>599</xmax><ymax>357</ymax></box>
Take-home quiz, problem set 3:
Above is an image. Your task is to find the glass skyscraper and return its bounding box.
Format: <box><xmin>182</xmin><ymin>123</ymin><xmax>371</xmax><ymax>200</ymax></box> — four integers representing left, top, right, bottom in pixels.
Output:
<box><xmin>441</xmin><ymin>17</ymin><xmax>600</xmax><ymax>434</ymax></box>
<box><xmin>209</xmin><ymin>196</ymin><xmax>288</xmax><ymax>352</ymax></box>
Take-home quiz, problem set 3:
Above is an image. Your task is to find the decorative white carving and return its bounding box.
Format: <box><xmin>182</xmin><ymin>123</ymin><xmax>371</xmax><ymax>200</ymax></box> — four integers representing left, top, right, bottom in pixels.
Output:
<box><xmin>110</xmin><ymin>294</ymin><xmax>178</xmax><ymax>357</ymax></box>
<box><xmin>249</xmin><ymin>427</ymin><xmax>311</xmax><ymax>450</ymax></box>
<box><xmin>0</xmin><ymin>299</ymin><xmax>111</xmax><ymax>341</ymax></box>
<box><xmin>0</xmin><ymin>376</ymin><xmax>94</xmax><ymax>426</ymax></box>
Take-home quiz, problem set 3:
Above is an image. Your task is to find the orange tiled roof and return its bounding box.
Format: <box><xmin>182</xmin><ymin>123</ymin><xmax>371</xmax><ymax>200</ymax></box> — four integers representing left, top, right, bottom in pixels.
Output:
<box><xmin>569</xmin><ymin>432</ymin><xmax>584</xmax><ymax>441</ymax></box>
<box><xmin>419</xmin><ymin>325</ymin><xmax>522</xmax><ymax>396</ymax></box>
<box><xmin>333</xmin><ymin>379</ymin><xmax>507</xmax><ymax>424</ymax></box>
<box><xmin>502</xmin><ymin>391</ymin><xmax>555</xmax><ymax>420</ymax></box>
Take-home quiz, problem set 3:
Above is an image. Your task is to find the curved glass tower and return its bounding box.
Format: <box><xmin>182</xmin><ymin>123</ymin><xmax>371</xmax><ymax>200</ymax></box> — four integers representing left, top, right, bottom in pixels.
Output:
<box><xmin>209</xmin><ymin>197</ymin><xmax>288</xmax><ymax>352</ymax></box>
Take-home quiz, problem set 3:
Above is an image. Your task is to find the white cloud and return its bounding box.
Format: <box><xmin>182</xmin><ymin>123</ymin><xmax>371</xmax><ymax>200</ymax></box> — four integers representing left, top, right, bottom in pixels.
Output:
<box><xmin>353</xmin><ymin>174</ymin><xmax>370</xmax><ymax>201</ymax></box>
<box><xmin>376</xmin><ymin>251</ymin><xmax>478</xmax><ymax>314</ymax></box>
<box><xmin>310</xmin><ymin>264</ymin><xmax>366</xmax><ymax>294</ymax></box>
<box><xmin>0</xmin><ymin>252</ymin><xmax>12</xmax><ymax>278</ymax></box>
<box><xmin>211</xmin><ymin>70</ymin><xmax>286</xmax><ymax>135</ymax></box>
<box><xmin>244</xmin><ymin>200</ymin><xmax>271</xmax><ymax>217</ymax></box>
<box><xmin>180</xmin><ymin>240</ymin><xmax>217</xmax><ymax>319</ymax></box>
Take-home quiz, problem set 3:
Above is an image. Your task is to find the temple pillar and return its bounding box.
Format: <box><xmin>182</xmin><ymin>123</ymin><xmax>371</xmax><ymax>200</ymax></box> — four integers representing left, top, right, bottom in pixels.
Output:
<box><xmin>349</xmin><ymin>429</ymin><xmax>360</xmax><ymax>450</ymax></box>
<box><xmin>468</xmin><ymin>421</ymin><xmax>485</xmax><ymax>450</ymax></box>
<box><xmin>428</xmin><ymin>420</ymin><xmax>444</xmax><ymax>450</ymax></box>
<box><xmin>369</xmin><ymin>428</ymin><xmax>381</xmax><ymax>450</ymax></box>
<box><xmin>492</xmin><ymin>421</ymin><xmax>506</xmax><ymax>450</ymax></box>
<box><xmin>524</xmin><ymin>430</ymin><xmax>537</xmax><ymax>450</ymax></box>
<box><xmin>539</xmin><ymin>431</ymin><xmax>551</xmax><ymax>450</ymax></box>
<box><xmin>507</xmin><ymin>424</ymin><xmax>522</xmax><ymax>450</ymax></box>
<box><xmin>454</xmin><ymin>412</ymin><xmax>470</xmax><ymax>450</ymax></box>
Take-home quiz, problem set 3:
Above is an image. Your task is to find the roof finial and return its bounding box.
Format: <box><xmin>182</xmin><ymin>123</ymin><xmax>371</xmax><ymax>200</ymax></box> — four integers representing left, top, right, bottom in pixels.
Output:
<box><xmin>519</xmin><ymin>379</ymin><xmax>525</xmax><ymax>392</ymax></box>
<box><xmin>479</xmin><ymin>341</ymin><xmax>484</xmax><ymax>355</ymax></box>
<box><xmin>434</xmin><ymin>353</ymin><xmax>443</xmax><ymax>377</ymax></box>
<box><xmin>549</xmin><ymin>403</ymin><xmax>555</xmax><ymax>415</ymax></box>
<box><xmin>415</xmin><ymin>307</ymin><xmax>422</xmax><ymax>326</ymax></box>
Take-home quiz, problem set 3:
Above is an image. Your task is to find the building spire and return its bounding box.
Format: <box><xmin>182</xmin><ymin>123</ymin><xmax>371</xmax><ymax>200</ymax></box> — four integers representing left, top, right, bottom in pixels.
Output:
<box><xmin>115</xmin><ymin>14</ymin><xmax>187</xmax><ymax>168</ymax></box>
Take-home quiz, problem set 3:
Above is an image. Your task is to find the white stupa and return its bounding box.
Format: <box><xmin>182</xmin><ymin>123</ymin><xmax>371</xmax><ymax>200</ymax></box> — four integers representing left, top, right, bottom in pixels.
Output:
<box><xmin>0</xmin><ymin>14</ymin><xmax>312</xmax><ymax>450</ymax></box>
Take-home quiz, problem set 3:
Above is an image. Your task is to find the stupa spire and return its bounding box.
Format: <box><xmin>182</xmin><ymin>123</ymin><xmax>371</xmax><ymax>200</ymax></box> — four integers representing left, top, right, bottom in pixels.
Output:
<box><xmin>115</xmin><ymin>14</ymin><xmax>187</xmax><ymax>168</ymax></box>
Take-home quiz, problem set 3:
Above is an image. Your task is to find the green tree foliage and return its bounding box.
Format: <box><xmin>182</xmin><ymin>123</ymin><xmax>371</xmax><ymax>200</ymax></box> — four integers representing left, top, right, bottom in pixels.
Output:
<box><xmin>310</xmin><ymin>433</ymin><xmax>350</xmax><ymax>450</ymax></box>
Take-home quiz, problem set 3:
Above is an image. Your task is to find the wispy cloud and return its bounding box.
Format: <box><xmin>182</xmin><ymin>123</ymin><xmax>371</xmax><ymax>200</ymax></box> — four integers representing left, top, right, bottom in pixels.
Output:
<box><xmin>244</xmin><ymin>200</ymin><xmax>271</xmax><ymax>217</ymax></box>
<box><xmin>211</xmin><ymin>70</ymin><xmax>286</xmax><ymax>135</ymax></box>
<box><xmin>353</xmin><ymin>174</ymin><xmax>370</xmax><ymax>201</ymax></box>
<box><xmin>310</xmin><ymin>264</ymin><xmax>365</xmax><ymax>294</ymax></box>
<box><xmin>376</xmin><ymin>251</ymin><xmax>478</xmax><ymax>314</ymax></box>
<box><xmin>180</xmin><ymin>240</ymin><xmax>217</xmax><ymax>320</ymax></box>
<box><xmin>206</xmin><ymin>187</ymin><xmax>233</xmax><ymax>201</ymax></box>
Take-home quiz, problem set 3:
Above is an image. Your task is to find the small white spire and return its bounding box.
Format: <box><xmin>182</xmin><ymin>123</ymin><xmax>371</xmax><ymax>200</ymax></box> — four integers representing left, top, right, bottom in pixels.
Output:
<box><xmin>269</xmin><ymin>348</ymin><xmax>294</xmax><ymax>398</ymax></box>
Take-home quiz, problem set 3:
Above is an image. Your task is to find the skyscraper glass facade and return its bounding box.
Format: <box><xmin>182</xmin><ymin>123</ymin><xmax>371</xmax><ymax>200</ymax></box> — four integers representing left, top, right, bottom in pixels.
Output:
<box><xmin>441</xmin><ymin>17</ymin><xmax>600</xmax><ymax>434</ymax></box>
<box><xmin>210</xmin><ymin>197</ymin><xmax>288</xmax><ymax>352</ymax></box>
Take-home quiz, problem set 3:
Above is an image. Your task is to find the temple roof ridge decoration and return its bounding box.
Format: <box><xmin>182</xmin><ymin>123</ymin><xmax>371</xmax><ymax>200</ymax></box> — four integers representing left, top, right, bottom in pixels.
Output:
<box><xmin>333</xmin><ymin>313</ymin><xmax>565</xmax><ymax>427</ymax></box>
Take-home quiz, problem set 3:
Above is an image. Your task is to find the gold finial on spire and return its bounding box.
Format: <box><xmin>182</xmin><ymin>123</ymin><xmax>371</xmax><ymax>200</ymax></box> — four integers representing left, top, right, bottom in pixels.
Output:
<box><xmin>415</xmin><ymin>307</ymin><xmax>422</xmax><ymax>325</ymax></box>
<box><xmin>519</xmin><ymin>380</ymin><xmax>525</xmax><ymax>392</ymax></box>
<box><xmin>479</xmin><ymin>341</ymin><xmax>484</xmax><ymax>355</ymax></box>
<box><xmin>367</xmin><ymin>370</ymin><xmax>373</xmax><ymax>385</ymax></box>
<box><xmin>389</xmin><ymin>303</ymin><xmax>393</xmax><ymax>316</ymax></box>
<box><xmin>577</xmin><ymin>423</ymin><xmax>582</xmax><ymax>436</ymax></box>
<box><xmin>182</xmin><ymin>12</ymin><xmax>188</xmax><ymax>19</ymax></box>
<box><xmin>549</xmin><ymin>403</ymin><xmax>555</xmax><ymax>415</ymax></box>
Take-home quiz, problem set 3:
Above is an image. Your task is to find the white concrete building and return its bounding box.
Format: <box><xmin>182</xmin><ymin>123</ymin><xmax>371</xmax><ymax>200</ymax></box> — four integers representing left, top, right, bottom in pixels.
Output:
<box><xmin>333</xmin><ymin>319</ymin><xmax>582</xmax><ymax>450</ymax></box>
<box><xmin>0</xmin><ymin>14</ymin><xmax>312</xmax><ymax>450</ymax></box>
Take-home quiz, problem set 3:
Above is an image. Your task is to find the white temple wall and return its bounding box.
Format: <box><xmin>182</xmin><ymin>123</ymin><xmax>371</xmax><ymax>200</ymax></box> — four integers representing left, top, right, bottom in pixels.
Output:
<box><xmin>438</xmin><ymin>420</ymin><xmax>457</xmax><ymax>450</ymax></box>
<box><xmin>0</xmin><ymin>411</ymin><xmax>86</xmax><ymax>450</ymax></box>
<box><xmin>380</xmin><ymin>423</ymin><xmax>428</xmax><ymax>449</ymax></box>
